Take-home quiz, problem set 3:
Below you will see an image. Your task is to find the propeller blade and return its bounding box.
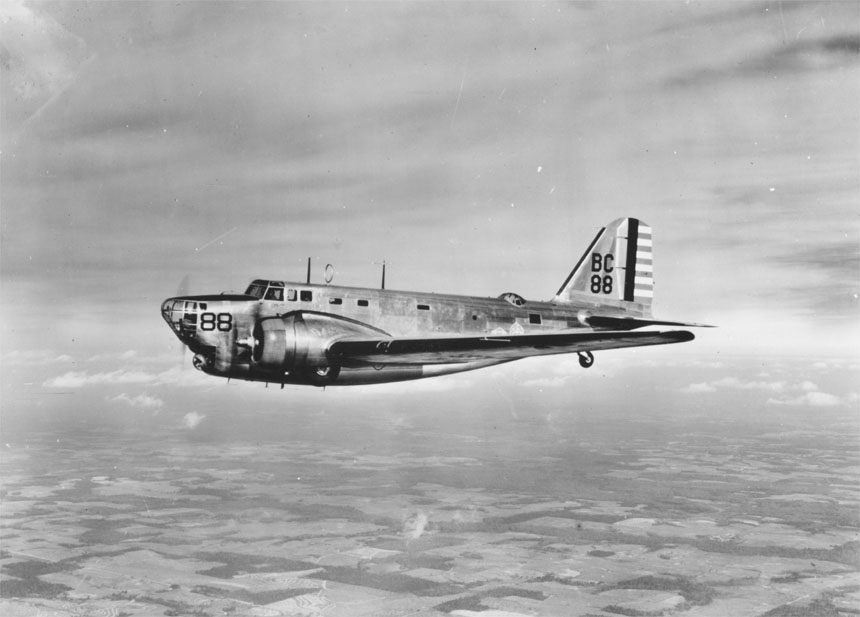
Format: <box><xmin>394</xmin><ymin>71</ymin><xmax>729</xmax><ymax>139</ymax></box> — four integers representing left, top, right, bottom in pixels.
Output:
<box><xmin>177</xmin><ymin>274</ymin><xmax>190</xmax><ymax>298</ymax></box>
<box><xmin>175</xmin><ymin>275</ymin><xmax>191</xmax><ymax>363</ymax></box>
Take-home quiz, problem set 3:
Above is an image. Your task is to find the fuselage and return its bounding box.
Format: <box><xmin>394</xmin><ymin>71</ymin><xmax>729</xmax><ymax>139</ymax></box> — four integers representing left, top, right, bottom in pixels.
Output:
<box><xmin>161</xmin><ymin>279</ymin><xmax>622</xmax><ymax>386</ymax></box>
<box><xmin>242</xmin><ymin>283</ymin><xmax>587</xmax><ymax>335</ymax></box>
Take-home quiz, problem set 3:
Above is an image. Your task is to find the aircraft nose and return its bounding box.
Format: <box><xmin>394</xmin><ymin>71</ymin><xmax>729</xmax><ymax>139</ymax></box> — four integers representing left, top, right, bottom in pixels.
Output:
<box><xmin>161</xmin><ymin>297</ymin><xmax>188</xmax><ymax>338</ymax></box>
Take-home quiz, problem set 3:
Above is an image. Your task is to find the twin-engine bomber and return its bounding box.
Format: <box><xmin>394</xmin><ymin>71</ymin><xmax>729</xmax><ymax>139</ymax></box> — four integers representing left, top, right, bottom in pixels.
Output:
<box><xmin>161</xmin><ymin>217</ymin><xmax>708</xmax><ymax>387</ymax></box>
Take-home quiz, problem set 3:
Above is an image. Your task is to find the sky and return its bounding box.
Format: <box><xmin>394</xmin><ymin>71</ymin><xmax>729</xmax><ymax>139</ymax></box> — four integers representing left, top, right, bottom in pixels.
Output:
<box><xmin>1</xmin><ymin>1</ymin><xmax>858</xmax><ymax>425</ymax></box>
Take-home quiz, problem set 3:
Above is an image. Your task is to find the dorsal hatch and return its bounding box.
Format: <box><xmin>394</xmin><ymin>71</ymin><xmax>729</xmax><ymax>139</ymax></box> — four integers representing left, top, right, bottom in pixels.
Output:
<box><xmin>499</xmin><ymin>292</ymin><xmax>526</xmax><ymax>307</ymax></box>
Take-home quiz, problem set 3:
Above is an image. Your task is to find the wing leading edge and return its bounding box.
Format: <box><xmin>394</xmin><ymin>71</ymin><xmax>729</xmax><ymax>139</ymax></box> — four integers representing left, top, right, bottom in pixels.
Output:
<box><xmin>329</xmin><ymin>329</ymin><xmax>694</xmax><ymax>367</ymax></box>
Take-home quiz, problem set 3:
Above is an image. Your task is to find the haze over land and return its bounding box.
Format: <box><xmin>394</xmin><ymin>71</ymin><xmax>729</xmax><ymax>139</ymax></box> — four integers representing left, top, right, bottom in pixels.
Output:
<box><xmin>2</xmin><ymin>355</ymin><xmax>859</xmax><ymax>616</ymax></box>
<box><xmin>1</xmin><ymin>2</ymin><xmax>858</xmax><ymax>616</ymax></box>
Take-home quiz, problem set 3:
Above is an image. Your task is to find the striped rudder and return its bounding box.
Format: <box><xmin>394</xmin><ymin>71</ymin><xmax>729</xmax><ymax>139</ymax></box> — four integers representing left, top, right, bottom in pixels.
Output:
<box><xmin>622</xmin><ymin>218</ymin><xmax>653</xmax><ymax>305</ymax></box>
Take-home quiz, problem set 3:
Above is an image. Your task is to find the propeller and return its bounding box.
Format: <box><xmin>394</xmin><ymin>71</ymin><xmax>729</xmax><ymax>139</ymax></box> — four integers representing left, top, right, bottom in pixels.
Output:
<box><xmin>175</xmin><ymin>275</ymin><xmax>191</xmax><ymax>364</ymax></box>
<box><xmin>177</xmin><ymin>274</ymin><xmax>190</xmax><ymax>298</ymax></box>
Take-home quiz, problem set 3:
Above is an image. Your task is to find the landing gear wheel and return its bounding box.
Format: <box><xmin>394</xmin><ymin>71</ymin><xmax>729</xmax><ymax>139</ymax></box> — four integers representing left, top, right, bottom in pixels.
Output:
<box><xmin>578</xmin><ymin>351</ymin><xmax>594</xmax><ymax>369</ymax></box>
<box><xmin>192</xmin><ymin>354</ymin><xmax>208</xmax><ymax>371</ymax></box>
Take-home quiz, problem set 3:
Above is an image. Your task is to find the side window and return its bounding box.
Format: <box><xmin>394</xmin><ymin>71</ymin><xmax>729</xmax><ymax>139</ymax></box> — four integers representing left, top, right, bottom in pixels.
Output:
<box><xmin>357</xmin><ymin>299</ymin><xmax>369</xmax><ymax>307</ymax></box>
<box><xmin>265</xmin><ymin>287</ymin><xmax>283</xmax><ymax>301</ymax></box>
<box><xmin>417</xmin><ymin>304</ymin><xmax>430</xmax><ymax>311</ymax></box>
<box><xmin>529</xmin><ymin>313</ymin><xmax>542</xmax><ymax>325</ymax></box>
<box><xmin>300</xmin><ymin>290</ymin><xmax>313</xmax><ymax>302</ymax></box>
<box><xmin>287</xmin><ymin>289</ymin><xmax>297</xmax><ymax>301</ymax></box>
<box><xmin>329</xmin><ymin>298</ymin><xmax>343</xmax><ymax>305</ymax></box>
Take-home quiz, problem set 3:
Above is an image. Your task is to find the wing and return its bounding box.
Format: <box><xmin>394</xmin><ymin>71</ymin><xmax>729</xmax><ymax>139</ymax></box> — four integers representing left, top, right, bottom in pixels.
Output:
<box><xmin>329</xmin><ymin>329</ymin><xmax>694</xmax><ymax>367</ymax></box>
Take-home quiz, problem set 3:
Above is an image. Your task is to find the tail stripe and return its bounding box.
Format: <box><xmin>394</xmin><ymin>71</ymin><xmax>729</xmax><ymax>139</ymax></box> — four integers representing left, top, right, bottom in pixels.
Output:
<box><xmin>623</xmin><ymin>219</ymin><xmax>639</xmax><ymax>302</ymax></box>
<box><xmin>632</xmin><ymin>222</ymin><xmax>653</xmax><ymax>301</ymax></box>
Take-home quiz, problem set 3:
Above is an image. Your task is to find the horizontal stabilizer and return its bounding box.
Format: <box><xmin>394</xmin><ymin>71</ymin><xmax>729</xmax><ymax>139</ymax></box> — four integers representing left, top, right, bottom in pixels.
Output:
<box><xmin>585</xmin><ymin>316</ymin><xmax>715</xmax><ymax>331</ymax></box>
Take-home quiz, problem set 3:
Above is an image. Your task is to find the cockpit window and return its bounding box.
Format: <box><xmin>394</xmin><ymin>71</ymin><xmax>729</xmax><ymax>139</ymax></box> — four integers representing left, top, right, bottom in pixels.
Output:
<box><xmin>246</xmin><ymin>284</ymin><xmax>265</xmax><ymax>299</ymax></box>
<box><xmin>265</xmin><ymin>287</ymin><xmax>283</xmax><ymax>301</ymax></box>
<box><xmin>246</xmin><ymin>280</ymin><xmax>284</xmax><ymax>298</ymax></box>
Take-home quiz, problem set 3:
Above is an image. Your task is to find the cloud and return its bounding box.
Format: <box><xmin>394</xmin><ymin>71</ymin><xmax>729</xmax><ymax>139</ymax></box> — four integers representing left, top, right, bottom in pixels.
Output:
<box><xmin>87</xmin><ymin>350</ymin><xmax>139</xmax><ymax>362</ymax></box>
<box><xmin>678</xmin><ymin>374</ymin><xmax>852</xmax><ymax>407</ymax></box>
<box><xmin>797</xmin><ymin>380</ymin><xmax>819</xmax><ymax>392</ymax></box>
<box><xmin>684</xmin><ymin>371</ymin><xmax>846</xmax><ymax>407</ymax></box>
<box><xmin>42</xmin><ymin>365</ymin><xmax>210</xmax><ymax>388</ymax></box>
<box><xmin>711</xmin><ymin>377</ymin><xmax>787</xmax><ymax>392</ymax></box>
<box><xmin>182</xmin><ymin>412</ymin><xmax>206</xmax><ymax>429</ymax></box>
<box><xmin>521</xmin><ymin>376</ymin><xmax>572</xmax><ymax>389</ymax></box>
<box><xmin>3</xmin><ymin>0</ymin><xmax>857</xmax><ymax>379</ymax></box>
<box><xmin>0</xmin><ymin>0</ymin><xmax>90</xmax><ymax>132</ymax></box>
<box><xmin>43</xmin><ymin>369</ymin><xmax>155</xmax><ymax>388</ymax></box>
<box><xmin>108</xmin><ymin>393</ymin><xmax>163</xmax><ymax>410</ymax></box>
<box><xmin>767</xmin><ymin>391</ymin><xmax>843</xmax><ymax>407</ymax></box>
<box><xmin>680</xmin><ymin>382</ymin><xmax>717</xmax><ymax>393</ymax></box>
<box><xmin>3</xmin><ymin>350</ymin><xmax>73</xmax><ymax>366</ymax></box>
<box><xmin>402</xmin><ymin>511</ymin><xmax>429</xmax><ymax>541</ymax></box>
<box><xmin>681</xmin><ymin>376</ymin><xmax>792</xmax><ymax>394</ymax></box>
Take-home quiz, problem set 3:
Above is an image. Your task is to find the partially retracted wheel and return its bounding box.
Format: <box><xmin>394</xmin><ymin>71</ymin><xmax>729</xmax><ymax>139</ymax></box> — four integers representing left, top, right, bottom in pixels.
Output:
<box><xmin>192</xmin><ymin>354</ymin><xmax>207</xmax><ymax>371</ymax></box>
<box><xmin>578</xmin><ymin>351</ymin><xmax>594</xmax><ymax>369</ymax></box>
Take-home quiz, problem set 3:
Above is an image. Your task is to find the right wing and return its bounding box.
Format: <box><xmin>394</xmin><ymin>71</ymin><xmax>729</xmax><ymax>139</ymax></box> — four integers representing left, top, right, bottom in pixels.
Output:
<box><xmin>329</xmin><ymin>329</ymin><xmax>694</xmax><ymax>367</ymax></box>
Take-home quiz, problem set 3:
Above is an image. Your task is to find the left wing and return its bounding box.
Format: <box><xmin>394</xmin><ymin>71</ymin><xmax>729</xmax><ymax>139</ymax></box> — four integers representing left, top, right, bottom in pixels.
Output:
<box><xmin>328</xmin><ymin>329</ymin><xmax>694</xmax><ymax>367</ymax></box>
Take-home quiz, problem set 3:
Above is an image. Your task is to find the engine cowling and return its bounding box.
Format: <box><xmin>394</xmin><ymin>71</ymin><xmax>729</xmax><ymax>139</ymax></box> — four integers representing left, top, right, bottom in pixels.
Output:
<box><xmin>252</xmin><ymin>314</ymin><xmax>319</xmax><ymax>372</ymax></box>
<box><xmin>250</xmin><ymin>311</ymin><xmax>387</xmax><ymax>380</ymax></box>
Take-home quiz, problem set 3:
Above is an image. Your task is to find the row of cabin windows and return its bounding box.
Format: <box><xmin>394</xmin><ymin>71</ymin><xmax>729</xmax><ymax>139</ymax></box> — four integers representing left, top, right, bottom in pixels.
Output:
<box><xmin>260</xmin><ymin>292</ymin><xmax>431</xmax><ymax>311</ymax></box>
<box><xmin>257</xmin><ymin>288</ymin><xmax>370</xmax><ymax>307</ymax></box>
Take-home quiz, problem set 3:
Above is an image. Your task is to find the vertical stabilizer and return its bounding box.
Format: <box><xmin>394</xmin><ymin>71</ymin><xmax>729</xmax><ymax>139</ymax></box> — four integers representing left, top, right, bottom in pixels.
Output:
<box><xmin>552</xmin><ymin>217</ymin><xmax>654</xmax><ymax>316</ymax></box>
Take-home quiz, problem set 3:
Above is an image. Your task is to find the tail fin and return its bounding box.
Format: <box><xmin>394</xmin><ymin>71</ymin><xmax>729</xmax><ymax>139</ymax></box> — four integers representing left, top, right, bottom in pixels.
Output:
<box><xmin>552</xmin><ymin>217</ymin><xmax>653</xmax><ymax>317</ymax></box>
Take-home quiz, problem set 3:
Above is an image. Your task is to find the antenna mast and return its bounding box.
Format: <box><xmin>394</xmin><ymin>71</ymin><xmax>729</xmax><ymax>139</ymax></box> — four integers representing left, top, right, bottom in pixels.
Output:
<box><xmin>373</xmin><ymin>259</ymin><xmax>388</xmax><ymax>289</ymax></box>
<box><xmin>306</xmin><ymin>257</ymin><xmax>311</xmax><ymax>284</ymax></box>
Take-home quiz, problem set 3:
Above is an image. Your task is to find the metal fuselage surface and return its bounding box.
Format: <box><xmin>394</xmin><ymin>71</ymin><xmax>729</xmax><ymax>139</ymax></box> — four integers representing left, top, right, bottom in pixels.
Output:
<box><xmin>161</xmin><ymin>282</ymin><xmax>625</xmax><ymax>387</ymax></box>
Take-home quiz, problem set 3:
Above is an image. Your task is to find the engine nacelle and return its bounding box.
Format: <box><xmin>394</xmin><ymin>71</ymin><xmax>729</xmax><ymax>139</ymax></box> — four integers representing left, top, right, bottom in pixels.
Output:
<box><xmin>250</xmin><ymin>311</ymin><xmax>387</xmax><ymax>380</ymax></box>
<box><xmin>252</xmin><ymin>313</ymin><xmax>322</xmax><ymax>372</ymax></box>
